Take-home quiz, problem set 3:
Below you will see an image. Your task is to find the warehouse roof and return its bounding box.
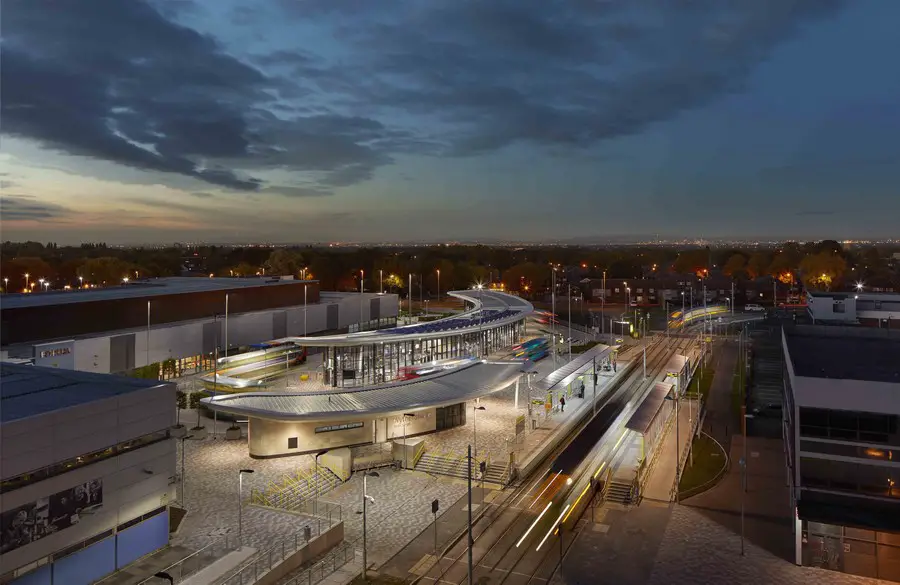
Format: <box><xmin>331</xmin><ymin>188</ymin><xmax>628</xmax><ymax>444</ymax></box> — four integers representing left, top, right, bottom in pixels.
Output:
<box><xmin>1</xmin><ymin>276</ymin><xmax>318</xmax><ymax>310</ymax></box>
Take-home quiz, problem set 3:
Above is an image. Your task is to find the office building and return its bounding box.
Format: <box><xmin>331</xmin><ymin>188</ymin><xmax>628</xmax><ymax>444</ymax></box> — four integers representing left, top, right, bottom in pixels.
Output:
<box><xmin>806</xmin><ymin>290</ymin><xmax>900</xmax><ymax>329</ymax></box>
<box><xmin>1</xmin><ymin>364</ymin><xmax>175</xmax><ymax>585</ymax></box>
<box><xmin>782</xmin><ymin>325</ymin><xmax>900</xmax><ymax>581</ymax></box>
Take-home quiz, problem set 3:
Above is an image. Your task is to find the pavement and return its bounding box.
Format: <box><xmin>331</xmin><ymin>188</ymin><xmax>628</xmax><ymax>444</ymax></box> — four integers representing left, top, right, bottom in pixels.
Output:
<box><xmin>640</xmin><ymin>399</ymin><xmax>699</xmax><ymax>503</ymax></box>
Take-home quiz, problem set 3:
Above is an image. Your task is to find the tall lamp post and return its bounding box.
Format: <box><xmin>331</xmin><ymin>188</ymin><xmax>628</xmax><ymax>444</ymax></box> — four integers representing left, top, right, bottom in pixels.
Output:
<box><xmin>436</xmin><ymin>269</ymin><xmax>441</xmax><ymax>302</ymax></box>
<box><xmin>472</xmin><ymin>405</ymin><xmax>486</xmax><ymax>460</ymax></box>
<box><xmin>314</xmin><ymin>449</ymin><xmax>328</xmax><ymax>515</ymax></box>
<box><xmin>179</xmin><ymin>435</ymin><xmax>195</xmax><ymax>507</ymax></box>
<box><xmin>238</xmin><ymin>469</ymin><xmax>254</xmax><ymax>546</ymax></box>
<box><xmin>567</xmin><ymin>284</ymin><xmax>572</xmax><ymax>361</ymax></box>
<box><xmin>741</xmin><ymin>413</ymin><xmax>755</xmax><ymax>555</ymax></box>
<box><xmin>402</xmin><ymin>413</ymin><xmax>415</xmax><ymax>468</ymax></box>
<box><xmin>360</xmin><ymin>270</ymin><xmax>365</xmax><ymax>331</ymax></box>
<box><xmin>361</xmin><ymin>471</ymin><xmax>379</xmax><ymax>582</ymax></box>
<box><xmin>467</xmin><ymin>444</ymin><xmax>474</xmax><ymax>585</ymax></box>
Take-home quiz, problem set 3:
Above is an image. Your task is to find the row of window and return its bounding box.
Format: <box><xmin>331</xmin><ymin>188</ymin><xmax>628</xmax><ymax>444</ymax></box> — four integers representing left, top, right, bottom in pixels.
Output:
<box><xmin>0</xmin><ymin>430</ymin><xmax>170</xmax><ymax>494</ymax></box>
<box><xmin>799</xmin><ymin>407</ymin><xmax>898</xmax><ymax>445</ymax></box>
<box><xmin>801</xmin><ymin>457</ymin><xmax>900</xmax><ymax>499</ymax></box>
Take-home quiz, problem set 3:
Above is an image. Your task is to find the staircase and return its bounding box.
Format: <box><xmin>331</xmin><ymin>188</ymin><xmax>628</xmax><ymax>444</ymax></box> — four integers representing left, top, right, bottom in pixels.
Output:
<box><xmin>482</xmin><ymin>463</ymin><xmax>510</xmax><ymax>485</ymax></box>
<box><xmin>605</xmin><ymin>479</ymin><xmax>636</xmax><ymax>505</ymax></box>
<box><xmin>250</xmin><ymin>465</ymin><xmax>343</xmax><ymax>512</ymax></box>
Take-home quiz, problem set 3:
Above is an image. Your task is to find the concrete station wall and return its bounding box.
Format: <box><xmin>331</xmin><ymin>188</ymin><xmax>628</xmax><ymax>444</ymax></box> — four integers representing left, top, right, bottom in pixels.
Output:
<box><xmin>247</xmin><ymin>408</ymin><xmax>437</xmax><ymax>458</ymax></box>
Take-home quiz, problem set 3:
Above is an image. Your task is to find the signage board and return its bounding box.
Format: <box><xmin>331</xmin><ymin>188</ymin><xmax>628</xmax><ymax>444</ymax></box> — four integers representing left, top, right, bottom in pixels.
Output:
<box><xmin>314</xmin><ymin>421</ymin><xmax>364</xmax><ymax>434</ymax></box>
<box><xmin>33</xmin><ymin>340</ymin><xmax>75</xmax><ymax>370</ymax></box>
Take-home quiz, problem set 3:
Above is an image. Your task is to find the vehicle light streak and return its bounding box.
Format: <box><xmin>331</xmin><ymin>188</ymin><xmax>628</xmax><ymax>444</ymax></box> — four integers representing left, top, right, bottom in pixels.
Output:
<box><xmin>516</xmin><ymin>501</ymin><xmax>553</xmax><ymax>548</ymax></box>
<box><xmin>563</xmin><ymin>484</ymin><xmax>590</xmax><ymax>524</ymax></box>
<box><xmin>529</xmin><ymin>470</ymin><xmax>562</xmax><ymax>509</ymax></box>
<box><xmin>592</xmin><ymin>461</ymin><xmax>607</xmax><ymax>480</ymax></box>
<box><xmin>536</xmin><ymin>505</ymin><xmax>570</xmax><ymax>551</ymax></box>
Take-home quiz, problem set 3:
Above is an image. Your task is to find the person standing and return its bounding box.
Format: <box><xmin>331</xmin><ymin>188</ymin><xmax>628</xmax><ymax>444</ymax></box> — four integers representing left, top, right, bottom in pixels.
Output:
<box><xmin>560</xmin><ymin>395</ymin><xmax>566</xmax><ymax>412</ymax></box>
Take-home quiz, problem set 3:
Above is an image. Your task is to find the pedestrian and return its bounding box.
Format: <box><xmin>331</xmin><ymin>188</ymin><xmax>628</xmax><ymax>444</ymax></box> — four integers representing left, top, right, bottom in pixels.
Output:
<box><xmin>560</xmin><ymin>395</ymin><xmax>566</xmax><ymax>412</ymax></box>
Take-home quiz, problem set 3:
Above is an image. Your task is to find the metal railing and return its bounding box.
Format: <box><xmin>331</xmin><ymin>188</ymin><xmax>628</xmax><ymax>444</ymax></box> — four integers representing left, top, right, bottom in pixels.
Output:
<box><xmin>282</xmin><ymin>541</ymin><xmax>356</xmax><ymax>585</ymax></box>
<box><xmin>412</xmin><ymin>441</ymin><xmax>427</xmax><ymax>467</ymax></box>
<box><xmin>133</xmin><ymin>536</ymin><xmax>239</xmax><ymax>585</ymax></box>
<box><xmin>250</xmin><ymin>467</ymin><xmax>342</xmax><ymax>513</ymax></box>
<box><xmin>216</xmin><ymin>509</ymin><xmax>343</xmax><ymax>585</ymax></box>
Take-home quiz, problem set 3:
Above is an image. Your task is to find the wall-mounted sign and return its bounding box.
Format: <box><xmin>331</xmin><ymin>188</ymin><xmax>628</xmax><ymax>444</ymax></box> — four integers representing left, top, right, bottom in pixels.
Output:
<box><xmin>0</xmin><ymin>479</ymin><xmax>103</xmax><ymax>554</ymax></box>
<box><xmin>33</xmin><ymin>340</ymin><xmax>75</xmax><ymax>370</ymax></box>
<box><xmin>314</xmin><ymin>422</ymin><xmax>364</xmax><ymax>434</ymax></box>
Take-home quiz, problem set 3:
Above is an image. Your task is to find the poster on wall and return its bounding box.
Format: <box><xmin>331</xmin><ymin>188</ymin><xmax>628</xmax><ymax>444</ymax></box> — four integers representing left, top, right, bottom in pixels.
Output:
<box><xmin>1</xmin><ymin>479</ymin><xmax>103</xmax><ymax>554</ymax></box>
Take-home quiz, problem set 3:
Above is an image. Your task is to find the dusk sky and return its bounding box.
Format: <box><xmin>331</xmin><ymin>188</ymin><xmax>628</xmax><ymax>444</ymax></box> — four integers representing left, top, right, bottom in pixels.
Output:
<box><xmin>1</xmin><ymin>0</ymin><xmax>898</xmax><ymax>244</ymax></box>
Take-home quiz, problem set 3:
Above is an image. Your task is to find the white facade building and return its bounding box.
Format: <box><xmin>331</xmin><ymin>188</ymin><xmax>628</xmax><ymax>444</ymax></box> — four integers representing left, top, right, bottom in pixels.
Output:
<box><xmin>782</xmin><ymin>325</ymin><xmax>900</xmax><ymax>580</ymax></box>
<box><xmin>806</xmin><ymin>291</ymin><xmax>900</xmax><ymax>329</ymax></box>
<box><xmin>0</xmin><ymin>364</ymin><xmax>176</xmax><ymax>585</ymax></box>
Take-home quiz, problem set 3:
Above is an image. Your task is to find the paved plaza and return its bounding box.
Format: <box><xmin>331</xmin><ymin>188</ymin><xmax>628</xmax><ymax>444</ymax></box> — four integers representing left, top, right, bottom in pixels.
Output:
<box><xmin>175</xmin><ymin>437</ymin><xmax>325</xmax><ymax>552</ymax></box>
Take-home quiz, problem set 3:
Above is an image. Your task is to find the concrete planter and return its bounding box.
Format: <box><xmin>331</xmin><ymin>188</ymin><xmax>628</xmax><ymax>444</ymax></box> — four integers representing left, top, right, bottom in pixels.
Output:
<box><xmin>189</xmin><ymin>426</ymin><xmax>208</xmax><ymax>440</ymax></box>
<box><xmin>225</xmin><ymin>426</ymin><xmax>242</xmax><ymax>440</ymax></box>
<box><xmin>171</xmin><ymin>425</ymin><xmax>188</xmax><ymax>438</ymax></box>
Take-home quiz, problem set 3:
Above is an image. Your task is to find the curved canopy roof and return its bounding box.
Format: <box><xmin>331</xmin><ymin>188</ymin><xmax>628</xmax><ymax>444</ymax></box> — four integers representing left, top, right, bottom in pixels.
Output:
<box><xmin>269</xmin><ymin>289</ymin><xmax>532</xmax><ymax>348</ymax></box>
<box><xmin>201</xmin><ymin>360</ymin><xmax>526</xmax><ymax>422</ymax></box>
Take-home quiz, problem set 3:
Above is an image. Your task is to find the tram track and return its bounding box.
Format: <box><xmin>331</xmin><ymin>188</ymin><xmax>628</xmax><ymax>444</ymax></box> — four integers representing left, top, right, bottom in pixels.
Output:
<box><xmin>414</xmin><ymin>335</ymin><xmax>691</xmax><ymax>585</ymax></box>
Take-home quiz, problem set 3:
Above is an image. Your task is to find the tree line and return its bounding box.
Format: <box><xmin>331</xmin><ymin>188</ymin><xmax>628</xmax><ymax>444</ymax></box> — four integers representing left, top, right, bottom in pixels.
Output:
<box><xmin>1</xmin><ymin>240</ymin><xmax>897</xmax><ymax>295</ymax></box>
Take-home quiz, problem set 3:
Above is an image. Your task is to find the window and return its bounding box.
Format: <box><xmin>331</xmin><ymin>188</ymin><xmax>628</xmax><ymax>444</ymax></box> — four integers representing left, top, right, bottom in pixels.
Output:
<box><xmin>615</xmin><ymin>288</ymin><xmax>620</xmax><ymax>293</ymax></box>
<box><xmin>649</xmin><ymin>288</ymin><xmax>655</xmax><ymax>293</ymax></box>
<box><xmin>288</xmin><ymin>437</ymin><xmax>298</xmax><ymax>449</ymax></box>
<box><xmin>833</xmin><ymin>303</ymin><xmax>845</xmax><ymax>313</ymax></box>
<box><xmin>637</xmin><ymin>288</ymin><xmax>643</xmax><ymax>293</ymax></box>
<box><xmin>874</xmin><ymin>301</ymin><xmax>882</xmax><ymax>310</ymax></box>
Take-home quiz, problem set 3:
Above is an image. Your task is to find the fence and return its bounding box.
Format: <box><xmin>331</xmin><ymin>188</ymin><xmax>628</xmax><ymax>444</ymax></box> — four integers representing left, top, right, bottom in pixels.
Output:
<box><xmin>133</xmin><ymin>535</ymin><xmax>239</xmax><ymax>584</ymax></box>
<box><xmin>249</xmin><ymin>490</ymin><xmax>344</xmax><ymax>523</ymax></box>
<box><xmin>215</xmin><ymin>510</ymin><xmax>343</xmax><ymax>585</ymax></box>
<box><xmin>281</xmin><ymin>541</ymin><xmax>356</xmax><ymax>585</ymax></box>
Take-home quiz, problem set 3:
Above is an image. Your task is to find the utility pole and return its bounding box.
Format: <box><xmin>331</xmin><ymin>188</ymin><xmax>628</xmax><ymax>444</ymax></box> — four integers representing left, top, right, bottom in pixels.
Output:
<box><xmin>601</xmin><ymin>270</ymin><xmax>606</xmax><ymax>342</ymax></box>
<box><xmin>568</xmin><ymin>284</ymin><xmax>572</xmax><ymax>362</ymax></box>
<box><xmin>467</xmin><ymin>445</ymin><xmax>474</xmax><ymax>585</ymax></box>
<box><xmin>551</xmin><ymin>268</ymin><xmax>557</xmax><ymax>366</ymax></box>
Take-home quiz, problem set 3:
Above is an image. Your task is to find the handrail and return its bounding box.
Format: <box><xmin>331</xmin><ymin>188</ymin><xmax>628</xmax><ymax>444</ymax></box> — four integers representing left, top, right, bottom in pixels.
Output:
<box><xmin>130</xmin><ymin>535</ymin><xmax>237</xmax><ymax>585</ymax></box>
<box><xmin>215</xmin><ymin>514</ymin><xmax>343</xmax><ymax>585</ymax></box>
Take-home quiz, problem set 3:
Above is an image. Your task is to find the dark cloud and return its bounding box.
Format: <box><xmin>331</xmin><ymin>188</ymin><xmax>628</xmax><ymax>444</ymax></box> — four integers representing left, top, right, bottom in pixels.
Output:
<box><xmin>189</xmin><ymin>191</ymin><xmax>216</xmax><ymax>199</ymax></box>
<box><xmin>1</xmin><ymin>195</ymin><xmax>71</xmax><ymax>220</ymax></box>
<box><xmin>1</xmin><ymin>0</ymin><xmax>849</xmax><ymax>199</ymax></box>
<box><xmin>281</xmin><ymin>0</ymin><xmax>847</xmax><ymax>156</ymax></box>
<box><xmin>796</xmin><ymin>211</ymin><xmax>836</xmax><ymax>217</ymax></box>
<box><xmin>0</xmin><ymin>0</ymin><xmax>406</xmax><ymax>195</ymax></box>
<box><xmin>0</xmin><ymin>180</ymin><xmax>17</xmax><ymax>189</ymax></box>
<box><xmin>261</xmin><ymin>185</ymin><xmax>332</xmax><ymax>197</ymax></box>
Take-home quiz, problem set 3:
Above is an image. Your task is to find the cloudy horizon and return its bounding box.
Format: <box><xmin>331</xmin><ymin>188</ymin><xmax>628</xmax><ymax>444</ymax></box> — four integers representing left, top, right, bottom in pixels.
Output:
<box><xmin>2</xmin><ymin>0</ymin><xmax>898</xmax><ymax>244</ymax></box>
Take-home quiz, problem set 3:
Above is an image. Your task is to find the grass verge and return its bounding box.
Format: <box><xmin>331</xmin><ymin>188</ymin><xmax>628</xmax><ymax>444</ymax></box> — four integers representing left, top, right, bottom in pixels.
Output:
<box><xmin>686</xmin><ymin>364</ymin><xmax>715</xmax><ymax>402</ymax></box>
<box><xmin>678</xmin><ymin>433</ymin><xmax>727</xmax><ymax>496</ymax></box>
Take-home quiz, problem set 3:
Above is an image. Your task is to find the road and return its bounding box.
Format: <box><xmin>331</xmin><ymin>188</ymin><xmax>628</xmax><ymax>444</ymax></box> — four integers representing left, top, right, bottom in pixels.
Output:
<box><xmin>412</xmin><ymin>336</ymin><xmax>692</xmax><ymax>585</ymax></box>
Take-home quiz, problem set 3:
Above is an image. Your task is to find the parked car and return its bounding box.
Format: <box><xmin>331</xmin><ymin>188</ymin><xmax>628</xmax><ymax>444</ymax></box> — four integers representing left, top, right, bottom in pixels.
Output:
<box><xmin>744</xmin><ymin>304</ymin><xmax>766</xmax><ymax>312</ymax></box>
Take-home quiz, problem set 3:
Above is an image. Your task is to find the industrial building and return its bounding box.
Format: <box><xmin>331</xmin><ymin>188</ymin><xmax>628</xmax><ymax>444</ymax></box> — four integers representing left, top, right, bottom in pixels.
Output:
<box><xmin>782</xmin><ymin>325</ymin><xmax>900</xmax><ymax>581</ymax></box>
<box><xmin>0</xmin><ymin>277</ymin><xmax>398</xmax><ymax>378</ymax></box>
<box><xmin>0</xmin><ymin>364</ymin><xmax>175</xmax><ymax>585</ymax></box>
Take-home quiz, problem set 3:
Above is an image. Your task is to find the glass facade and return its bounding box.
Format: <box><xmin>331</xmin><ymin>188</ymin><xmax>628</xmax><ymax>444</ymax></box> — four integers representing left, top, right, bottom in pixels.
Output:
<box><xmin>323</xmin><ymin>319</ymin><xmax>525</xmax><ymax>388</ymax></box>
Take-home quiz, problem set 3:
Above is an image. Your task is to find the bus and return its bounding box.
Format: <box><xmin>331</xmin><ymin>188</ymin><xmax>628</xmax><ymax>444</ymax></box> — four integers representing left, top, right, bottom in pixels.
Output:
<box><xmin>512</xmin><ymin>337</ymin><xmax>548</xmax><ymax>357</ymax></box>
<box><xmin>524</xmin><ymin>338</ymin><xmax>550</xmax><ymax>362</ymax></box>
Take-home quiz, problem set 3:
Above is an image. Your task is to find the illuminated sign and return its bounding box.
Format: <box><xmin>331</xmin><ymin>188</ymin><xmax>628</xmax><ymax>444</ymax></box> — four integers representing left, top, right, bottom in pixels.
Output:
<box><xmin>40</xmin><ymin>347</ymin><xmax>71</xmax><ymax>359</ymax></box>
<box><xmin>314</xmin><ymin>422</ymin><xmax>364</xmax><ymax>434</ymax></box>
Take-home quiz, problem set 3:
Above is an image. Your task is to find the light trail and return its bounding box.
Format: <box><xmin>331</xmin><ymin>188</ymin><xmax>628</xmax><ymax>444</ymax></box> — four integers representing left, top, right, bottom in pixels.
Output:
<box><xmin>529</xmin><ymin>470</ymin><xmax>562</xmax><ymax>509</ymax></box>
<box><xmin>516</xmin><ymin>501</ymin><xmax>553</xmax><ymax>548</ymax></box>
<box><xmin>536</xmin><ymin>505</ymin><xmax>570</xmax><ymax>551</ymax></box>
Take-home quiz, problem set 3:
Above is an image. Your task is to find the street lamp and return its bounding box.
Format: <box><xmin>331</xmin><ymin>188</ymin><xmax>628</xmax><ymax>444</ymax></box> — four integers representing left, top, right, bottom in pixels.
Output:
<box><xmin>402</xmin><ymin>413</ymin><xmax>415</xmax><ymax>468</ymax></box>
<box><xmin>436</xmin><ymin>268</ymin><xmax>441</xmax><ymax>302</ymax></box>
<box><xmin>314</xmin><ymin>449</ymin><xmax>328</xmax><ymax>514</ymax></box>
<box><xmin>741</xmin><ymin>413</ymin><xmax>755</xmax><ymax>556</ymax></box>
<box><xmin>179</xmin><ymin>435</ymin><xmax>195</xmax><ymax>507</ymax></box>
<box><xmin>360</xmin><ymin>471</ymin><xmax>379</xmax><ymax>582</ymax></box>
<box><xmin>472</xmin><ymin>405</ymin><xmax>486</xmax><ymax>460</ymax></box>
<box><xmin>2</xmin><ymin>277</ymin><xmax>7</xmax><ymax>292</ymax></box>
<box><xmin>78</xmin><ymin>275</ymin><xmax>84</xmax><ymax>288</ymax></box>
<box><xmin>238</xmin><ymin>469</ymin><xmax>254</xmax><ymax>546</ymax></box>
<box><xmin>855</xmin><ymin>282</ymin><xmax>865</xmax><ymax>292</ymax></box>
<box><xmin>38</xmin><ymin>278</ymin><xmax>45</xmax><ymax>292</ymax></box>
<box><xmin>24</xmin><ymin>273</ymin><xmax>29</xmax><ymax>290</ymax></box>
